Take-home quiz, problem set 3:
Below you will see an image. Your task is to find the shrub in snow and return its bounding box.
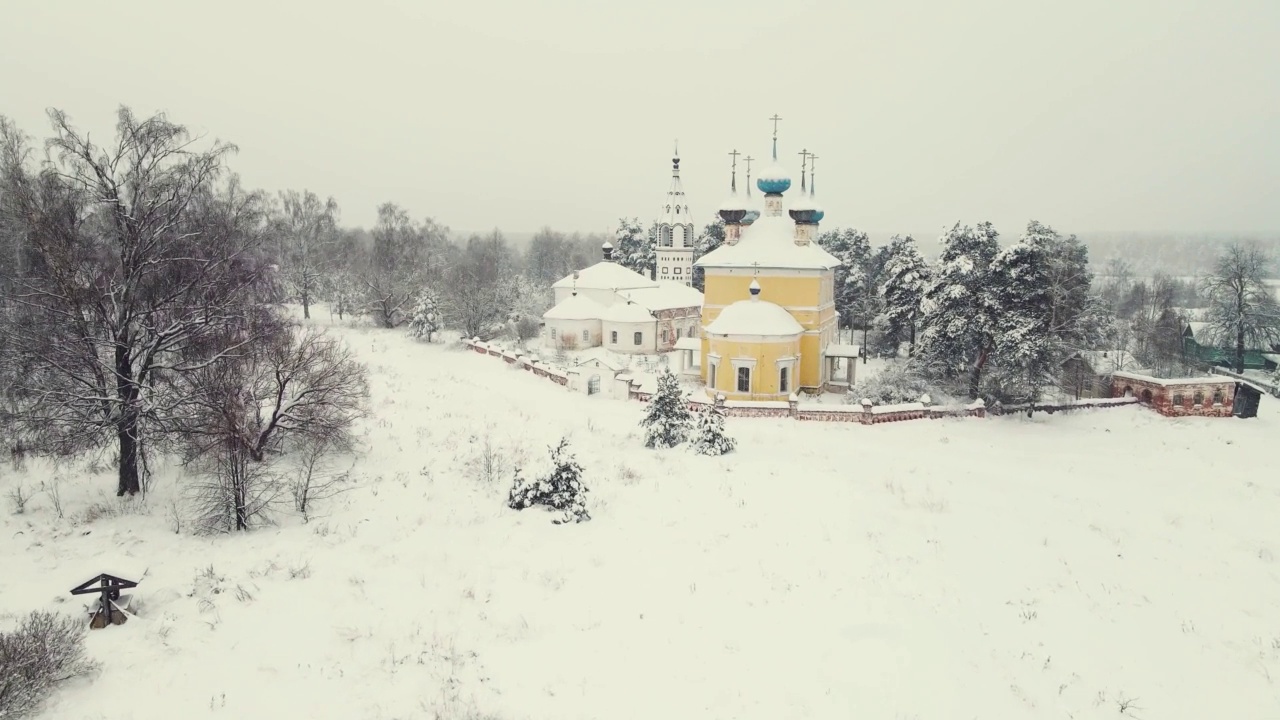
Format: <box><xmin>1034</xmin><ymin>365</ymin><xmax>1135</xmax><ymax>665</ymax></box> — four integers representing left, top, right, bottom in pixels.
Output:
<box><xmin>0</xmin><ymin>610</ymin><xmax>99</xmax><ymax>719</ymax></box>
<box><xmin>640</xmin><ymin>370</ymin><xmax>692</xmax><ymax>448</ymax></box>
<box><xmin>507</xmin><ymin>438</ymin><xmax>590</xmax><ymax>524</ymax></box>
<box><xmin>406</xmin><ymin>293</ymin><xmax>441</xmax><ymax>342</ymax></box>
<box><xmin>846</xmin><ymin>362</ymin><xmax>932</xmax><ymax>406</ymax></box>
<box><xmin>690</xmin><ymin>404</ymin><xmax>735</xmax><ymax>456</ymax></box>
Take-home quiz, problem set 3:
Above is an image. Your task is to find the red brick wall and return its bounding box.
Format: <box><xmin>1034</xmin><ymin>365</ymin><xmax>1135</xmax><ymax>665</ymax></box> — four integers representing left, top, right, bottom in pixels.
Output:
<box><xmin>1111</xmin><ymin>375</ymin><xmax>1235</xmax><ymax>417</ymax></box>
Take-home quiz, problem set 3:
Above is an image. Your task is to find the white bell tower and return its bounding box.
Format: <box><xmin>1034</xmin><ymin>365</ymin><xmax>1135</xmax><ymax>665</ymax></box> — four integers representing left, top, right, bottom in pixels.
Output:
<box><xmin>655</xmin><ymin>143</ymin><xmax>696</xmax><ymax>286</ymax></box>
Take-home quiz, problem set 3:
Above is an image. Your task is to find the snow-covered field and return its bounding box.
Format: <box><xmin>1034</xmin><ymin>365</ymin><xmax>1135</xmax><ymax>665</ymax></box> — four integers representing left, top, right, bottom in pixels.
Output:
<box><xmin>4</xmin><ymin>310</ymin><xmax>1280</xmax><ymax>720</ymax></box>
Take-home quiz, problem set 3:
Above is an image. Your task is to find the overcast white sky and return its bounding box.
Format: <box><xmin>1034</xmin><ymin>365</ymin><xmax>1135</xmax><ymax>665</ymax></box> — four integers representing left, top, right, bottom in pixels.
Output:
<box><xmin>2</xmin><ymin>0</ymin><xmax>1277</xmax><ymax>239</ymax></box>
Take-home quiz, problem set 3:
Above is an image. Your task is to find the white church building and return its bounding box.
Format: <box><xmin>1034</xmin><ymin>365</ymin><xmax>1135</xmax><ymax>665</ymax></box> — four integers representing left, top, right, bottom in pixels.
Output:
<box><xmin>543</xmin><ymin>242</ymin><xmax>702</xmax><ymax>355</ymax></box>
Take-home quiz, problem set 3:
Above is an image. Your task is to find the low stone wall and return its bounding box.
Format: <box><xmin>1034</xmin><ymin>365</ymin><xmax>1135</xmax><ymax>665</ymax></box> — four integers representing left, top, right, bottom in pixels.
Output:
<box><xmin>461</xmin><ymin>339</ymin><xmax>1150</xmax><ymax>425</ymax></box>
<box><xmin>465</xmin><ymin>338</ymin><xmax>572</xmax><ymax>391</ymax></box>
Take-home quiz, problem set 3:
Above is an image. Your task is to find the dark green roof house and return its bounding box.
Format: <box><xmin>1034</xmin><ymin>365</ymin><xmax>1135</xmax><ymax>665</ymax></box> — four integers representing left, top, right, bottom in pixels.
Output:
<box><xmin>1182</xmin><ymin>323</ymin><xmax>1279</xmax><ymax>372</ymax></box>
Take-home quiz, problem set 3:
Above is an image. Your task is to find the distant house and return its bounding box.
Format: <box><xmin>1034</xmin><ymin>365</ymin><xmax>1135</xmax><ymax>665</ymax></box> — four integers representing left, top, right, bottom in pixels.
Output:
<box><xmin>1060</xmin><ymin>350</ymin><xmax>1141</xmax><ymax>399</ymax></box>
<box><xmin>1182</xmin><ymin>323</ymin><xmax>1279</xmax><ymax>372</ymax></box>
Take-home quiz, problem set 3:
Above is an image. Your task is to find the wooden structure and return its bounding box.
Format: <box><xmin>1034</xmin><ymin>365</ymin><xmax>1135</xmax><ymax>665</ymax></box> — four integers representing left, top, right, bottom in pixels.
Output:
<box><xmin>71</xmin><ymin>573</ymin><xmax>138</xmax><ymax>628</ymax></box>
<box><xmin>1233</xmin><ymin>380</ymin><xmax>1264</xmax><ymax>419</ymax></box>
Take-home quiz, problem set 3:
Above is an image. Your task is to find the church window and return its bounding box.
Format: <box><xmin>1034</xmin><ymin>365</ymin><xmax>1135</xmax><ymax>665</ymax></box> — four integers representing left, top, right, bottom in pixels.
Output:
<box><xmin>709</xmin><ymin>362</ymin><xmax>717</xmax><ymax>388</ymax></box>
<box><xmin>736</xmin><ymin>366</ymin><xmax>751</xmax><ymax>393</ymax></box>
<box><xmin>674</xmin><ymin>267</ymin><xmax>682</xmax><ymax>275</ymax></box>
<box><xmin>1193</xmin><ymin>391</ymin><xmax>1204</xmax><ymax>406</ymax></box>
<box><xmin>1212</xmin><ymin>389</ymin><xmax>1224</xmax><ymax>405</ymax></box>
<box><xmin>780</xmin><ymin>367</ymin><xmax>790</xmax><ymax>393</ymax></box>
<box><xmin>582</xmin><ymin>329</ymin><xmax>589</xmax><ymax>342</ymax></box>
<box><xmin>633</xmin><ymin>331</ymin><xmax>643</xmax><ymax>346</ymax></box>
<box><xmin>683</xmin><ymin>225</ymin><xmax>694</xmax><ymax>245</ymax></box>
<box><xmin>661</xmin><ymin>267</ymin><xmax>669</xmax><ymax>275</ymax></box>
<box><xmin>661</xmin><ymin>329</ymin><xmax>668</xmax><ymax>343</ymax></box>
<box><xmin>610</xmin><ymin>331</ymin><xmax>618</xmax><ymax>344</ymax></box>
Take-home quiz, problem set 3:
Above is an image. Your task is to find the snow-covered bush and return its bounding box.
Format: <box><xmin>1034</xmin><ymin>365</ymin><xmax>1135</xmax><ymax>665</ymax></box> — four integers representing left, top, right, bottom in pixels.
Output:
<box><xmin>0</xmin><ymin>610</ymin><xmax>99</xmax><ymax>719</ymax></box>
<box><xmin>406</xmin><ymin>293</ymin><xmax>441</xmax><ymax>342</ymax></box>
<box><xmin>640</xmin><ymin>370</ymin><xmax>692</xmax><ymax>448</ymax></box>
<box><xmin>846</xmin><ymin>362</ymin><xmax>931</xmax><ymax>406</ymax></box>
<box><xmin>690</xmin><ymin>404</ymin><xmax>735</xmax><ymax>456</ymax></box>
<box><xmin>507</xmin><ymin>438</ymin><xmax>590</xmax><ymax>524</ymax></box>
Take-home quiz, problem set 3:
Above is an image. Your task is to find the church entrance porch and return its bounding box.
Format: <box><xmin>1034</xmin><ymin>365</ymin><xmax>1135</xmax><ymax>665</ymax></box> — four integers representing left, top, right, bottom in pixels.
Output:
<box><xmin>823</xmin><ymin>344</ymin><xmax>861</xmax><ymax>393</ymax></box>
<box><xmin>673</xmin><ymin>336</ymin><xmax>701</xmax><ymax>377</ymax></box>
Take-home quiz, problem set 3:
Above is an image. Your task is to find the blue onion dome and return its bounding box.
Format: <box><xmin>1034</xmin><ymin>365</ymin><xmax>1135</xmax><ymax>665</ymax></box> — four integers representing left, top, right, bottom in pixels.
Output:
<box><xmin>788</xmin><ymin>193</ymin><xmax>822</xmax><ymax>224</ymax></box>
<box><xmin>756</xmin><ymin>164</ymin><xmax>792</xmax><ymax>195</ymax></box>
<box><xmin>717</xmin><ymin>193</ymin><xmax>747</xmax><ymax>224</ymax></box>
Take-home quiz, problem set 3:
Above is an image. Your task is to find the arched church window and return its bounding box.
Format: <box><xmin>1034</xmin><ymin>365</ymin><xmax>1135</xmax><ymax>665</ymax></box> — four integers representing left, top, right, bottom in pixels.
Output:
<box><xmin>736</xmin><ymin>366</ymin><xmax>751</xmax><ymax>393</ymax></box>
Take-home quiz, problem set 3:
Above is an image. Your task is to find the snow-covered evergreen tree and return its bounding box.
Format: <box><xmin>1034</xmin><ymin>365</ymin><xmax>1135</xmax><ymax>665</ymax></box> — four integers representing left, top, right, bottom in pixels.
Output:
<box><xmin>879</xmin><ymin>235</ymin><xmax>931</xmax><ymax>356</ymax></box>
<box><xmin>406</xmin><ymin>292</ymin><xmax>441</xmax><ymax>341</ymax></box>
<box><xmin>817</xmin><ymin>228</ymin><xmax>871</xmax><ymax>338</ymax></box>
<box><xmin>691</xmin><ymin>219</ymin><xmax>725</xmax><ymax>292</ymax></box>
<box><xmin>613</xmin><ymin>217</ymin><xmax>656</xmax><ymax>279</ymax></box>
<box><xmin>640</xmin><ymin>370</ymin><xmax>692</xmax><ymax>448</ymax></box>
<box><xmin>914</xmin><ymin>222</ymin><xmax>1001</xmax><ymax>399</ymax></box>
<box><xmin>690</xmin><ymin>403</ymin><xmax>735</xmax><ymax>456</ymax></box>
<box><xmin>507</xmin><ymin>438</ymin><xmax>590</xmax><ymax>524</ymax></box>
<box><xmin>987</xmin><ymin>239</ymin><xmax>1055</xmax><ymax>402</ymax></box>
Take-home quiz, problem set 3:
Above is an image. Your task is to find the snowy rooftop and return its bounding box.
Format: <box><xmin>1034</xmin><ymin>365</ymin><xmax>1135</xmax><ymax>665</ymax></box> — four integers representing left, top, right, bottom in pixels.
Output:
<box><xmin>620</xmin><ymin>282</ymin><xmax>703</xmax><ymax>312</ymax></box>
<box><xmin>551</xmin><ymin>261</ymin><xmax>658</xmax><ymax>291</ymax></box>
<box><xmin>543</xmin><ymin>293</ymin><xmax>606</xmax><ymax>321</ymax></box>
<box><xmin>599</xmin><ymin>300</ymin><xmax>656</xmax><ymax>324</ymax></box>
<box><xmin>694</xmin><ymin>214</ymin><xmax>841</xmax><ymax>271</ymax></box>
<box><xmin>824</xmin><ymin>343</ymin><xmax>862</xmax><ymax>359</ymax></box>
<box><xmin>673</xmin><ymin>336</ymin><xmax>701</xmax><ymax>351</ymax></box>
<box><xmin>705</xmin><ymin>298</ymin><xmax>804</xmax><ymax>336</ymax></box>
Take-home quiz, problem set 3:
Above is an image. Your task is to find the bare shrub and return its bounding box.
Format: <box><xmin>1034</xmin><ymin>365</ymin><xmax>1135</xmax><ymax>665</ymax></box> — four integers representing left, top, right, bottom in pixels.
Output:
<box><xmin>469</xmin><ymin>427</ymin><xmax>505</xmax><ymax>485</ymax></box>
<box><xmin>6</xmin><ymin>484</ymin><xmax>29</xmax><ymax>515</ymax></box>
<box><xmin>39</xmin><ymin>479</ymin><xmax>63</xmax><ymax>519</ymax></box>
<box><xmin>290</xmin><ymin>440</ymin><xmax>356</xmax><ymax>523</ymax></box>
<box><xmin>174</xmin><ymin>321</ymin><xmax>367</xmax><ymax>532</ymax></box>
<box><xmin>0</xmin><ymin>610</ymin><xmax>99</xmax><ymax>719</ymax></box>
<box><xmin>186</xmin><ymin>446</ymin><xmax>283</xmax><ymax>534</ymax></box>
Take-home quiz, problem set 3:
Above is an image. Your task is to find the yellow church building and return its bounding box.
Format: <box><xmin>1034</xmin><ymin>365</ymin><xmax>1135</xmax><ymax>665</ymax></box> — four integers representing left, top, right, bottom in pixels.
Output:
<box><xmin>695</xmin><ymin>124</ymin><xmax>855</xmax><ymax>400</ymax></box>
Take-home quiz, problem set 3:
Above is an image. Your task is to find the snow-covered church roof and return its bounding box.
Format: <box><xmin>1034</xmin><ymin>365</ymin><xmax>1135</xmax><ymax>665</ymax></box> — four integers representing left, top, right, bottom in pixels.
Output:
<box><xmin>694</xmin><ymin>214</ymin><xmax>840</xmax><ymax>271</ymax></box>
<box><xmin>543</xmin><ymin>293</ymin><xmax>606</xmax><ymax>321</ymax></box>
<box><xmin>620</xmin><ymin>282</ymin><xmax>703</xmax><ymax>311</ymax></box>
<box><xmin>551</xmin><ymin>261</ymin><xmax>657</xmax><ymax>291</ymax></box>
<box><xmin>599</xmin><ymin>300</ymin><xmax>656</xmax><ymax>323</ymax></box>
<box><xmin>705</xmin><ymin>289</ymin><xmax>804</xmax><ymax>337</ymax></box>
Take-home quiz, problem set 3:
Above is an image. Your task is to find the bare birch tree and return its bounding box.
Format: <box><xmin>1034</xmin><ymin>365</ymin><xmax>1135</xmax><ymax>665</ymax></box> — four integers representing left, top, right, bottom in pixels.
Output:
<box><xmin>1202</xmin><ymin>244</ymin><xmax>1280</xmax><ymax>373</ymax></box>
<box><xmin>0</xmin><ymin>107</ymin><xmax>275</xmax><ymax>495</ymax></box>
<box><xmin>272</xmin><ymin>189</ymin><xmax>339</xmax><ymax>320</ymax></box>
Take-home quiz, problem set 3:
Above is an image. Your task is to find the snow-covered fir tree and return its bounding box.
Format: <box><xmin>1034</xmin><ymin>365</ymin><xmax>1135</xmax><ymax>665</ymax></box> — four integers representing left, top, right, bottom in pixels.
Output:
<box><xmin>690</xmin><ymin>403</ymin><xmax>735</xmax><ymax>456</ymax></box>
<box><xmin>879</xmin><ymin>235</ymin><xmax>931</xmax><ymax>356</ymax></box>
<box><xmin>406</xmin><ymin>292</ymin><xmax>441</xmax><ymax>341</ymax></box>
<box><xmin>640</xmin><ymin>370</ymin><xmax>692</xmax><ymax>448</ymax></box>
<box><xmin>613</xmin><ymin>217</ymin><xmax>656</xmax><ymax>279</ymax></box>
<box><xmin>915</xmin><ymin>221</ymin><xmax>1001</xmax><ymax>399</ymax></box>
<box><xmin>817</xmin><ymin>228</ymin><xmax>871</xmax><ymax>339</ymax></box>
<box><xmin>507</xmin><ymin>438</ymin><xmax>590</xmax><ymax>524</ymax></box>
<box><xmin>691</xmin><ymin>219</ymin><xmax>725</xmax><ymax>292</ymax></box>
<box><xmin>987</xmin><ymin>239</ymin><xmax>1055</xmax><ymax>403</ymax></box>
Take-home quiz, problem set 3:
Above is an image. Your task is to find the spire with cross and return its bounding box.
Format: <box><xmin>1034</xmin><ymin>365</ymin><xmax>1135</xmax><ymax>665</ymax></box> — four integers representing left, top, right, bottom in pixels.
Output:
<box><xmin>809</xmin><ymin>153</ymin><xmax>817</xmax><ymax>196</ymax></box>
<box><xmin>798</xmin><ymin>148</ymin><xmax>810</xmax><ymax>193</ymax></box>
<box><xmin>744</xmin><ymin>155</ymin><xmax>754</xmax><ymax>196</ymax></box>
<box><xmin>769</xmin><ymin>114</ymin><xmax>782</xmax><ymax>161</ymax></box>
<box><xmin>728</xmin><ymin>149</ymin><xmax>740</xmax><ymax>193</ymax></box>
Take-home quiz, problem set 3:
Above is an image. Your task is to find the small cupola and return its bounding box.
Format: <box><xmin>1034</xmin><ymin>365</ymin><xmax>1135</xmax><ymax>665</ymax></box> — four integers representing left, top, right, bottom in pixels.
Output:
<box><xmin>601</xmin><ymin>241</ymin><xmax>614</xmax><ymax>262</ymax></box>
<box><xmin>749</xmin><ymin>278</ymin><xmax>762</xmax><ymax>301</ymax></box>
